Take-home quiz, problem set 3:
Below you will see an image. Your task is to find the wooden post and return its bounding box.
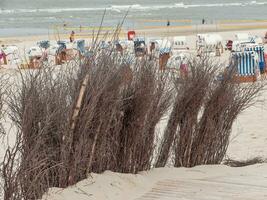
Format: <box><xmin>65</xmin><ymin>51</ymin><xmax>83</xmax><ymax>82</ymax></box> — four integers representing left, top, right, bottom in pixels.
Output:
<box><xmin>70</xmin><ymin>74</ymin><xmax>89</xmax><ymax>130</ymax></box>
<box><xmin>67</xmin><ymin>73</ymin><xmax>89</xmax><ymax>185</ymax></box>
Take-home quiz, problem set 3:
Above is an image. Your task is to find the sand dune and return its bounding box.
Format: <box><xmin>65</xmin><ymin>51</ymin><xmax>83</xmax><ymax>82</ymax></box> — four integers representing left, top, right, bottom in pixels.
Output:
<box><xmin>44</xmin><ymin>164</ymin><xmax>267</xmax><ymax>200</ymax></box>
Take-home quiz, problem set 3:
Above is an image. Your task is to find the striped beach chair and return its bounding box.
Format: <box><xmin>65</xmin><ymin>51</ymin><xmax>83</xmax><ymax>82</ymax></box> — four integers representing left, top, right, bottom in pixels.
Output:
<box><xmin>232</xmin><ymin>51</ymin><xmax>259</xmax><ymax>82</ymax></box>
<box><xmin>244</xmin><ymin>45</ymin><xmax>265</xmax><ymax>73</ymax></box>
<box><xmin>159</xmin><ymin>47</ymin><xmax>171</xmax><ymax>70</ymax></box>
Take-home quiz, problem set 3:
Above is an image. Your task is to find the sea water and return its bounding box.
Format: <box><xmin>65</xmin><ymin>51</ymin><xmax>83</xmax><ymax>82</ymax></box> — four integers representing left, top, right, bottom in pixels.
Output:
<box><xmin>0</xmin><ymin>0</ymin><xmax>267</xmax><ymax>36</ymax></box>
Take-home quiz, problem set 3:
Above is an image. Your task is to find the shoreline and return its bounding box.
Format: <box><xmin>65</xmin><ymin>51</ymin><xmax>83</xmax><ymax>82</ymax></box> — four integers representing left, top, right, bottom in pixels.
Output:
<box><xmin>1</xmin><ymin>21</ymin><xmax>267</xmax><ymax>43</ymax></box>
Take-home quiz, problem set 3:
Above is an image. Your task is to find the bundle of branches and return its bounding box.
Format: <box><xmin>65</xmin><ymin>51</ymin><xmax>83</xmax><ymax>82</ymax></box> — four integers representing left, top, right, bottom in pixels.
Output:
<box><xmin>0</xmin><ymin>73</ymin><xmax>15</xmax><ymax>199</ymax></box>
<box><xmin>3</xmin><ymin>67</ymin><xmax>73</xmax><ymax>200</ymax></box>
<box><xmin>156</xmin><ymin>58</ymin><xmax>264</xmax><ymax>168</ymax></box>
<box><xmin>116</xmin><ymin>59</ymin><xmax>173</xmax><ymax>173</ymax></box>
<box><xmin>1</xmin><ymin>41</ymin><xmax>172</xmax><ymax>199</ymax></box>
<box><xmin>60</xmin><ymin>51</ymin><xmax>173</xmax><ymax>186</ymax></box>
<box><xmin>59</xmin><ymin>50</ymin><xmax>135</xmax><ymax>186</ymax></box>
<box><xmin>156</xmin><ymin>58</ymin><xmax>216</xmax><ymax>167</ymax></box>
<box><xmin>188</xmin><ymin>67</ymin><xmax>263</xmax><ymax>167</ymax></box>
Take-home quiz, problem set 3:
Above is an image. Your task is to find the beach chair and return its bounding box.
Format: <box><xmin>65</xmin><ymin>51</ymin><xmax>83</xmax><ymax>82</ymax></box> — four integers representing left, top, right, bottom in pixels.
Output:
<box><xmin>127</xmin><ymin>31</ymin><xmax>136</xmax><ymax>41</ymax></box>
<box><xmin>172</xmin><ymin>36</ymin><xmax>188</xmax><ymax>51</ymax></box>
<box><xmin>159</xmin><ymin>48</ymin><xmax>171</xmax><ymax>70</ymax></box>
<box><xmin>146</xmin><ymin>38</ymin><xmax>162</xmax><ymax>59</ymax></box>
<box><xmin>231</xmin><ymin>51</ymin><xmax>259</xmax><ymax>83</ymax></box>
<box><xmin>167</xmin><ymin>52</ymin><xmax>189</xmax><ymax>75</ymax></box>
<box><xmin>76</xmin><ymin>40</ymin><xmax>85</xmax><ymax>53</ymax></box>
<box><xmin>55</xmin><ymin>41</ymin><xmax>67</xmax><ymax>65</ymax></box>
<box><xmin>27</xmin><ymin>46</ymin><xmax>48</xmax><ymax>68</ymax></box>
<box><xmin>38</xmin><ymin>40</ymin><xmax>50</xmax><ymax>50</ymax></box>
<box><xmin>134</xmin><ymin>38</ymin><xmax>146</xmax><ymax>57</ymax></box>
<box><xmin>1</xmin><ymin>45</ymin><xmax>19</xmax><ymax>66</ymax></box>
<box><xmin>243</xmin><ymin>45</ymin><xmax>265</xmax><ymax>73</ymax></box>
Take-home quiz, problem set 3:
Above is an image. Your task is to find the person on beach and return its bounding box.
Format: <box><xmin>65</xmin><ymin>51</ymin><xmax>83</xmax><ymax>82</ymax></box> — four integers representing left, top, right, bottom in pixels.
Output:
<box><xmin>167</xmin><ymin>20</ymin><xmax>170</xmax><ymax>27</ymax></box>
<box><xmin>0</xmin><ymin>46</ymin><xmax>7</xmax><ymax>65</ymax></box>
<box><xmin>0</xmin><ymin>51</ymin><xmax>3</xmax><ymax>65</ymax></box>
<box><xmin>202</xmin><ymin>18</ymin><xmax>205</xmax><ymax>24</ymax></box>
<box><xmin>70</xmin><ymin>31</ymin><xmax>75</xmax><ymax>43</ymax></box>
<box><xmin>180</xmin><ymin>57</ymin><xmax>188</xmax><ymax>76</ymax></box>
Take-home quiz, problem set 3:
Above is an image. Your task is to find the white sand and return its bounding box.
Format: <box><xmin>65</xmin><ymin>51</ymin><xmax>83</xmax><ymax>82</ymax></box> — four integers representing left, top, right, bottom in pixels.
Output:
<box><xmin>0</xmin><ymin>28</ymin><xmax>266</xmax><ymax>53</ymax></box>
<box><xmin>1</xmin><ymin>28</ymin><xmax>267</xmax><ymax>200</ymax></box>
<box><xmin>229</xmin><ymin>97</ymin><xmax>267</xmax><ymax>160</ymax></box>
<box><xmin>44</xmin><ymin>164</ymin><xmax>267</xmax><ymax>200</ymax></box>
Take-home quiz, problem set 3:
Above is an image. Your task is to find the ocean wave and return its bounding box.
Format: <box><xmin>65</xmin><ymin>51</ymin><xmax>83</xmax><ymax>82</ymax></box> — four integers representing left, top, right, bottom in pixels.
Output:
<box><xmin>0</xmin><ymin>1</ymin><xmax>267</xmax><ymax>14</ymax></box>
<box><xmin>0</xmin><ymin>7</ymin><xmax>109</xmax><ymax>14</ymax></box>
<box><xmin>174</xmin><ymin>1</ymin><xmax>267</xmax><ymax>8</ymax></box>
<box><xmin>111</xmin><ymin>1</ymin><xmax>267</xmax><ymax>10</ymax></box>
<box><xmin>180</xmin><ymin>3</ymin><xmax>242</xmax><ymax>8</ymax></box>
<box><xmin>110</xmin><ymin>4</ymin><xmax>144</xmax><ymax>10</ymax></box>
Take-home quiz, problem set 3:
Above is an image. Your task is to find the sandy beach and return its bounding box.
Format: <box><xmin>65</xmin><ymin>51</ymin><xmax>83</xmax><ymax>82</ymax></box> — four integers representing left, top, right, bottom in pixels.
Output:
<box><xmin>0</xmin><ymin>22</ymin><xmax>266</xmax><ymax>80</ymax></box>
<box><xmin>1</xmin><ymin>22</ymin><xmax>267</xmax><ymax>200</ymax></box>
<box><xmin>44</xmin><ymin>164</ymin><xmax>267</xmax><ymax>200</ymax></box>
<box><xmin>1</xmin><ymin>21</ymin><xmax>267</xmax><ymax>48</ymax></box>
<box><xmin>1</xmin><ymin>1</ymin><xmax>267</xmax><ymax>199</ymax></box>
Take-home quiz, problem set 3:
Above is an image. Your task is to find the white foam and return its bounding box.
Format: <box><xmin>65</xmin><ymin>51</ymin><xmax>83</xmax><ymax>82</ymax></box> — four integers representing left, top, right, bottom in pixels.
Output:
<box><xmin>110</xmin><ymin>4</ymin><xmax>144</xmax><ymax>10</ymax></box>
<box><xmin>174</xmin><ymin>2</ymin><xmax>266</xmax><ymax>8</ymax></box>
<box><xmin>0</xmin><ymin>7</ymin><xmax>109</xmax><ymax>14</ymax></box>
<box><xmin>112</xmin><ymin>1</ymin><xmax>267</xmax><ymax>10</ymax></box>
<box><xmin>0</xmin><ymin>1</ymin><xmax>267</xmax><ymax>14</ymax></box>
